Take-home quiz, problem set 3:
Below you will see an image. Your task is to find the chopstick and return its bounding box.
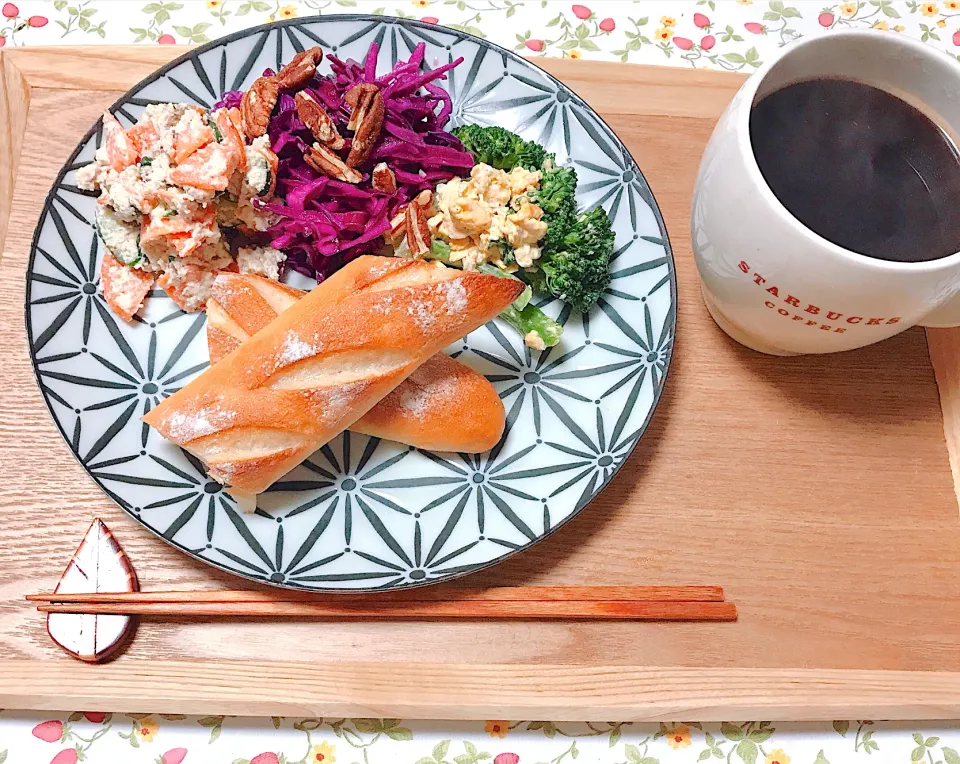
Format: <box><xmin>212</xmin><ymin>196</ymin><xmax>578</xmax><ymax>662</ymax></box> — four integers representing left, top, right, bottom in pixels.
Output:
<box><xmin>28</xmin><ymin>586</ymin><xmax>735</xmax><ymax>621</ymax></box>
<box><xmin>35</xmin><ymin>599</ymin><xmax>736</xmax><ymax>621</ymax></box>
<box><xmin>28</xmin><ymin>585</ymin><xmax>724</xmax><ymax>604</ymax></box>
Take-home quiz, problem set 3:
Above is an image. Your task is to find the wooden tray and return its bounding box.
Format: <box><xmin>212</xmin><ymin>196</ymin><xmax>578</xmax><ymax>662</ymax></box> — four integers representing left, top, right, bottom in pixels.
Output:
<box><xmin>3</xmin><ymin>46</ymin><xmax>960</xmax><ymax>721</ymax></box>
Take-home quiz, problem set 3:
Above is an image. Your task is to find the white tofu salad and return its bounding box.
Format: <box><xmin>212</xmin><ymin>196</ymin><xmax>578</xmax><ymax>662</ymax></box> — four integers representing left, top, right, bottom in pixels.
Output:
<box><xmin>78</xmin><ymin>103</ymin><xmax>284</xmax><ymax>320</ymax></box>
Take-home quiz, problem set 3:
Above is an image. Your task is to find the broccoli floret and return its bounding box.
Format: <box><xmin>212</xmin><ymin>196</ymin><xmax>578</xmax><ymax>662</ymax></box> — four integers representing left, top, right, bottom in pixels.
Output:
<box><xmin>453</xmin><ymin>124</ymin><xmax>552</xmax><ymax>171</ymax></box>
<box><xmin>453</xmin><ymin>124</ymin><xmax>526</xmax><ymax>170</ymax></box>
<box><xmin>536</xmin><ymin>165</ymin><xmax>577</xmax><ymax>216</ymax></box>
<box><xmin>515</xmin><ymin>141</ymin><xmax>550</xmax><ymax>171</ymax></box>
<box><xmin>530</xmin><ymin>164</ymin><xmax>579</xmax><ymax>259</ymax></box>
<box><xmin>532</xmin><ymin>206</ymin><xmax>614</xmax><ymax>314</ymax></box>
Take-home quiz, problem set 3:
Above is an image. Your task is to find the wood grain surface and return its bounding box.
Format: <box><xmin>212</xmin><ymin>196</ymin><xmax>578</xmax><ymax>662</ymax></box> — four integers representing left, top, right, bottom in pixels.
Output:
<box><xmin>3</xmin><ymin>47</ymin><xmax>960</xmax><ymax>719</ymax></box>
<box><xmin>3</xmin><ymin>660</ymin><xmax>960</xmax><ymax>720</ymax></box>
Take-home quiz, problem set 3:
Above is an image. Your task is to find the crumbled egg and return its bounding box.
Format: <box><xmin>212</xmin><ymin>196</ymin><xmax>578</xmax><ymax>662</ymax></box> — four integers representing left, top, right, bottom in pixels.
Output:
<box><xmin>429</xmin><ymin>164</ymin><xmax>548</xmax><ymax>270</ymax></box>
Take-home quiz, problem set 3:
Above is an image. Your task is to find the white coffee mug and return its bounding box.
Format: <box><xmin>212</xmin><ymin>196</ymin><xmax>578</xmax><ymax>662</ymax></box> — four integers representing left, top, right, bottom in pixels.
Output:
<box><xmin>691</xmin><ymin>30</ymin><xmax>960</xmax><ymax>355</ymax></box>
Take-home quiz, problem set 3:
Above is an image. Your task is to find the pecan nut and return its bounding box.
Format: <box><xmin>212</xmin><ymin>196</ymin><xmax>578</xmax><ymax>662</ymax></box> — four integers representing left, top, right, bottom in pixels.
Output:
<box><xmin>387</xmin><ymin>207</ymin><xmax>408</xmax><ymax>245</ymax></box>
<box><xmin>344</xmin><ymin>83</ymin><xmax>384</xmax><ymax>168</ymax></box>
<box><xmin>304</xmin><ymin>142</ymin><xmax>363</xmax><ymax>184</ymax></box>
<box><xmin>405</xmin><ymin>201</ymin><xmax>432</xmax><ymax>258</ymax></box>
<box><xmin>276</xmin><ymin>46</ymin><xmax>324</xmax><ymax>90</ymax></box>
<box><xmin>371</xmin><ymin>163</ymin><xmax>397</xmax><ymax>194</ymax></box>
<box><xmin>295</xmin><ymin>91</ymin><xmax>345</xmax><ymax>150</ymax></box>
<box><xmin>345</xmin><ymin>84</ymin><xmax>378</xmax><ymax>127</ymax></box>
<box><xmin>414</xmin><ymin>189</ymin><xmax>434</xmax><ymax>212</ymax></box>
<box><xmin>241</xmin><ymin>76</ymin><xmax>279</xmax><ymax>139</ymax></box>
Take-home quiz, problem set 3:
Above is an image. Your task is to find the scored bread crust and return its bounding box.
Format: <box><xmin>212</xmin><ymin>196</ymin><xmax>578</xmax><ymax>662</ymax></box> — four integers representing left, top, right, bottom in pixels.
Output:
<box><xmin>206</xmin><ymin>272</ymin><xmax>506</xmax><ymax>453</ymax></box>
<box><xmin>143</xmin><ymin>255</ymin><xmax>523</xmax><ymax>495</ymax></box>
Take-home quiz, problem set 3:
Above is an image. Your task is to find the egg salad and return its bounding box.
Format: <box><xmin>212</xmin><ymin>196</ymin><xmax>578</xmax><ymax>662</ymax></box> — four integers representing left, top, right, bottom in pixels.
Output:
<box><xmin>429</xmin><ymin>164</ymin><xmax>548</xmax><ymax>271</ymax></box>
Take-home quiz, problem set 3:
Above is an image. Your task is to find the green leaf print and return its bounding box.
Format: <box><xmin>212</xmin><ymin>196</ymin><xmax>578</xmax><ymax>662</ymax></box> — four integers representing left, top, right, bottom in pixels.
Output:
<box><xmin>721</xmin><ymin>723</ymin><xmax>744</xmax><ymax>741</ymax></box>
<box><xmin>814</xmin><ymin>751</ymin><xmax>830</xmax><ymax>764</ymax></box>
<box><xmin>353</xmin><ymin>718</ymin><xmax>381</xmax><ymax>734</ymax></box>
<box><xmin>833</xmin><ymin>721</ymin><xmax>849</xmax><ymax>737</ymax></box>
<box><xmin>748</xmin><ymin>728</ymin><xmax>773</xmax><ymax>743</ymax></box>
<box><xmin>625</xmin><ymin>744</ymin><xmax>643</xmax><ymax>763</ymax></box>
<box><xmin>386</xmin><ymin>726</ymin><xmax>413</xmax><ymax>741</ymax></box>
<box><xmin>434</xmin><ymin>740</ymin><xmax>451</xmax><ymax>761</ymax></box>
<box><xmin>737</xmin><ymin>739</ymin><xmax>758</xmax><ymax>764</ymax></box>
<box><xmin>944</xmin><ymin>747</ymin><xmax>960</xmax><ymax>764</ymax></box>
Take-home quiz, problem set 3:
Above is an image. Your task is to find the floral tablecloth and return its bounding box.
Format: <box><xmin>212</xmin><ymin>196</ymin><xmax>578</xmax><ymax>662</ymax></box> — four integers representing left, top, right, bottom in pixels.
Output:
<box><xmin>2</xmin><ymin>0</ymin><xmax>959</xmax><ymax>762</ymax></box>
<box><xmin>3</xmin><ymin>715</ymin><xmax>960</xmax><ymax>764</ymax></box>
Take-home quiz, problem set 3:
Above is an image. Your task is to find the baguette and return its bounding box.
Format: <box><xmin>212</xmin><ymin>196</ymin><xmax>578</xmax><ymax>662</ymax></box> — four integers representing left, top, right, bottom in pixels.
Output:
<box><xmin>206</xmin><ymin>273</ymin><xmax>506</xmax><ymax>452</ymax></box>
<box><xmin>143</xmin><ymin>255</ymin><xmax>523</xmax><ymax>495</ymax></box>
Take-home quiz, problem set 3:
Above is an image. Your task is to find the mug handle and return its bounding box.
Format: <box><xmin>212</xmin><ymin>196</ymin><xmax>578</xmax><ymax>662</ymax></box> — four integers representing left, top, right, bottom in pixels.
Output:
<box><xmin>919</xmin><ymin>293</ymin><xmax>960</xmax><ymax>328</ymax></box>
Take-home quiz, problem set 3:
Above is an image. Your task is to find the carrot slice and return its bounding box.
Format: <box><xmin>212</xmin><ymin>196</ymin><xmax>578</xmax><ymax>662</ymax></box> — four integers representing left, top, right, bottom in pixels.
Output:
<box><xmin>100</xmin><ymin>254</ymin><xmax>154</xmax><ymax>322</ymax></box>
<box><xmin>101</xmin><ymin>112</ymin><xmax>138</xmax><ymax>172</ymax></box>
<box><xmin>215</xmin><ymin>108</ymin><xmax>247</xmax><ymax>173</ymax></box>
<box><xmin>169</xmin><ymin>143</ymin><xmax>239</xmax><ymax>191</ymax></box>
<box><xmin>127</xmin><ymin>122</ymin><xmax>159</xmax><ymax>160</ymax></box>
<box><xmin>172</xmin><ymin>113</ymin><xmax>216</xmax><ymax>165</ymax></box>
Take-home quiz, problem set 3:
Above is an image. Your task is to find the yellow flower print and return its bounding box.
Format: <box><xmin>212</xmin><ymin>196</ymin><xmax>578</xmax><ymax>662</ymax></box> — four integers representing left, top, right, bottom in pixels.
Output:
<box><xmin>665</xmin><ymin>725</ymin><xmax>692</xmax><ymax>749</ymax></box>
<box><xmin>206</xmin><ymin>0</ymin><xmax>222</xmax><ymax>8</ymax></box>
<box><xmin>568</xmin><ymin>49</ymin><xmax>583</xmax><ymax>59</ymax></box>
<box><xmin>939</xmin><ymin>17</ymin><xmax>948</xmax><ymax>25</ymax></box>
<box><xmin>946</xmin><ymin>0</ymin><xmax>960</xmax><ymax>9</ymax></box>
<box><xmin>921</xmin><ymin>2</ymin><xmax>939</xmax><ymax>16</ymax></box>
<box><xmin>736</xmin><ymin>0</ymin><xmax>753</xmax><ymax>4</ymax></box>
<box><xmin>135</xmin><ymin>717</ymin><xmax>159</xmax><ymax>742</ymax></box>
<box><xmin>655</xmin><ymin>27</ymin><xmax>674</xmax><ymax>41</ymax></box>
<box><xmin>485</xmin><ymin>720</ymin><xmax>509</xmax><ymax>738</ymax></box>
<box><xmin>311</xmin><ymin>742</ymin><xmax>336</xmax><ymax>763</ymax></box>
<box><xmin>839</xmin><ymin>1</ymin><xmax>857</xmax><ymax>16</ymax></box>
<box><xmin>894</xmin><ymin>23</ymin><xmax>905</xmax><ymax>30</ymax></box>
<box><xmin>660</xmin><ymin>15</ymin><xmax>677</xmax><ymax>27</ymax></box>
<box><xmin>765</xmin><ymin>750</ymin><xmax>790</xmax><ymax>764</ymax></box>
<box><xmin>278</xmin><ymin>4</ymin><xmax>297</xmax><ymax>18</ymax></box>
<box><xmin>873</xmin><ymin>20</ymin><xmax>889</xmax><ymax>29</ymax></box>
<box><xmin>412</xmin><ymin>0</ymin><xmax>430</xmax><ymax>7</ymax></box>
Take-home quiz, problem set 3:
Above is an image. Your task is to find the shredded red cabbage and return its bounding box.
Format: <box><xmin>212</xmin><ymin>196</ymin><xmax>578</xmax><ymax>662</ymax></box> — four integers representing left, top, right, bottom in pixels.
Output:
<box><xmin>218</xmin><ymin>42</ymin><xmax>470</xmax><ymax>281</ymax></box>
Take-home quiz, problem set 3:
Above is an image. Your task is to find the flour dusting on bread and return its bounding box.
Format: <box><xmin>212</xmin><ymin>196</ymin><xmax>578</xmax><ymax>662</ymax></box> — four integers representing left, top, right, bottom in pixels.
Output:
<box><xmin>277</xmin><ymin>330</ymin><xmax>322</xmax><ymax>367</ymax></box>
<box><xmin>164</xmin><ymin>405</ymin><xmax>237</xmax><ymax>443</ymax></box>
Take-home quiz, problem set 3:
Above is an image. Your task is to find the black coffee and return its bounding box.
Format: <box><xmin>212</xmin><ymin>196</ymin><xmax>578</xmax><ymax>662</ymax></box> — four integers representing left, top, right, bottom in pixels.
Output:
<box><xmin>750</xmin><ymin>78</ymin><xmax>960</xmax><ymax>262</ymax></box>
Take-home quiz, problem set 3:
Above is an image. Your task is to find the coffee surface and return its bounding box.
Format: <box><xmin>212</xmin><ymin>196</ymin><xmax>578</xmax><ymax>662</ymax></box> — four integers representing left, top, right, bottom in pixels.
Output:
<box><xmin>750</xmin><ymin>78</ymin><xmax>960</xmax><ymax>263</ymax></box>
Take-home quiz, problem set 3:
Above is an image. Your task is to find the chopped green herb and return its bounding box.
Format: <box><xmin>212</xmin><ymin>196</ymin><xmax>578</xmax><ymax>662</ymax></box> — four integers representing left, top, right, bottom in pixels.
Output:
<box><xmin>139</xmin><ymin>157</ymin><xmax>153</xmax><ymax>166</ymax></box>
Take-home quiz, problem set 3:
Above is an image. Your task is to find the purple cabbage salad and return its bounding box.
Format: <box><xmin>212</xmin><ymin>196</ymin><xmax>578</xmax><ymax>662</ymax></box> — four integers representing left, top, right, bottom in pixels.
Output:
<box><xmin>215</xmin><ymin>42</ymin><xmax>472</xmax><ymax>281</ymax></box>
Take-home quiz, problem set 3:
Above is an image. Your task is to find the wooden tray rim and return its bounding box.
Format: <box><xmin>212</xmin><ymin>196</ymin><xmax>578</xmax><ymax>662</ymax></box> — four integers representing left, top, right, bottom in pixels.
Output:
<box><xmin>3</xmin><ymin>659</ymin><xmax>960</xmax><ymax>721</ymax></box>
<box><xmin>5</xmin><ymin>45</ymin><xmax>960</xmax><ymax>721</ymax></box>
